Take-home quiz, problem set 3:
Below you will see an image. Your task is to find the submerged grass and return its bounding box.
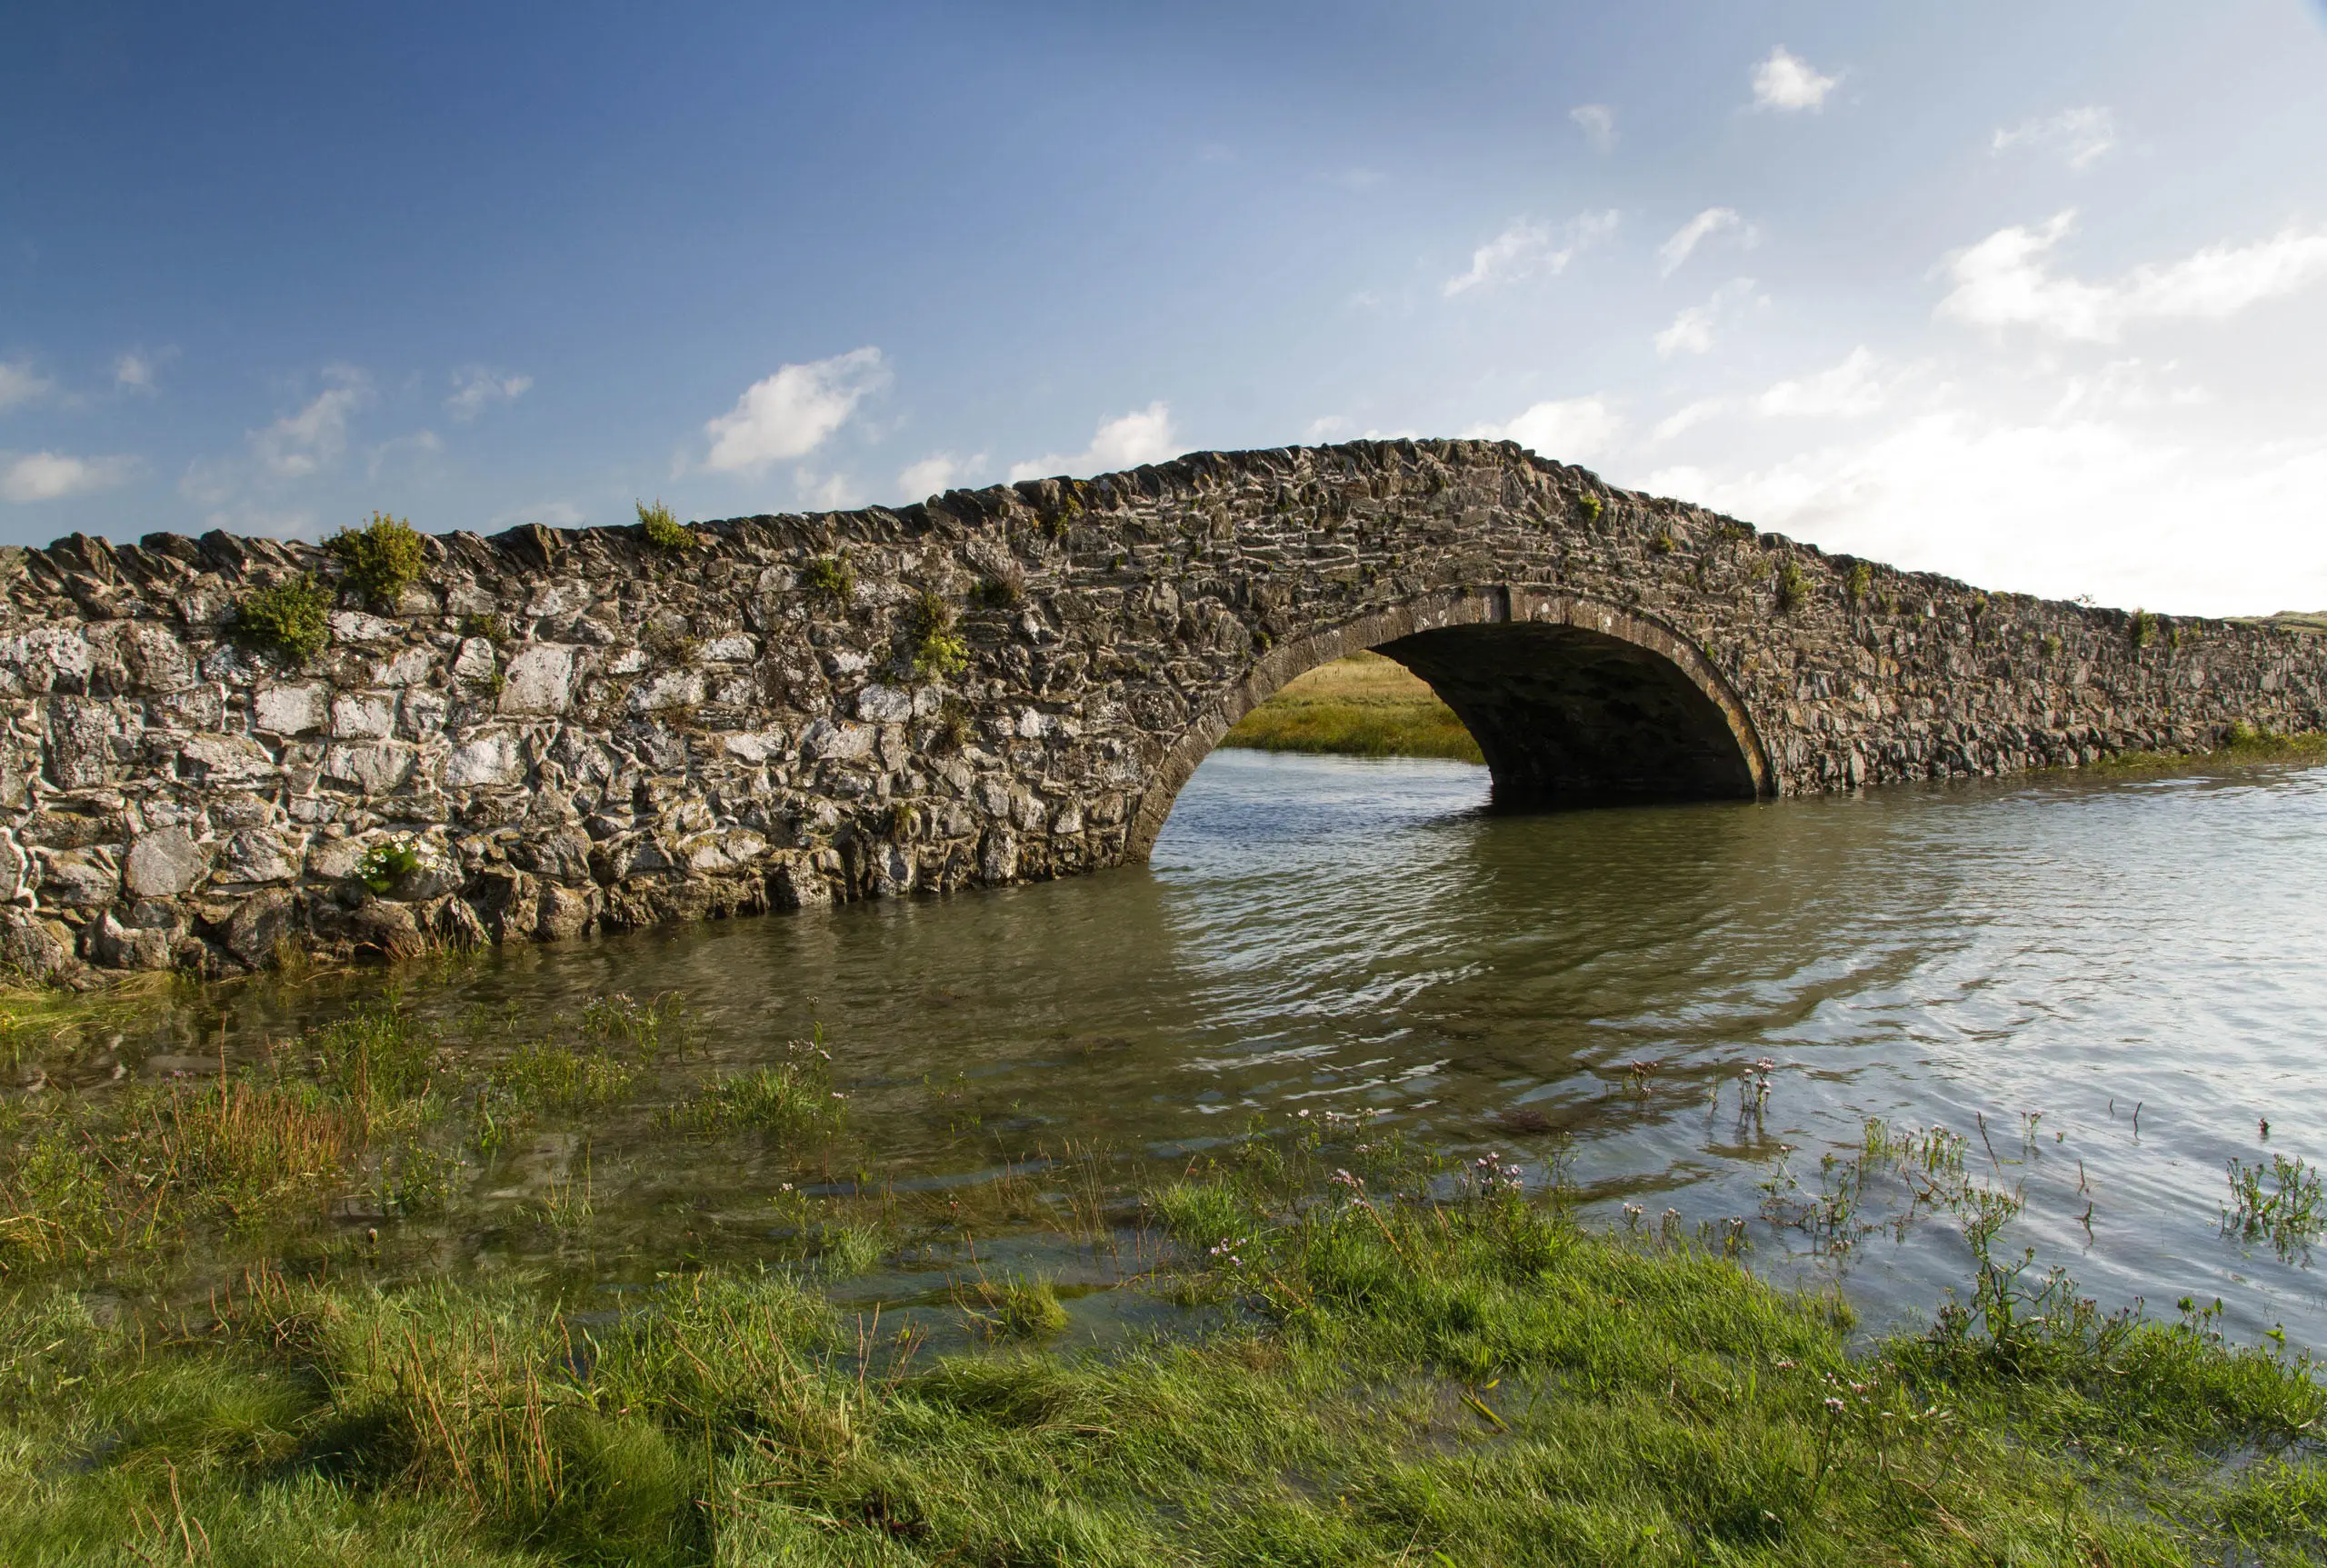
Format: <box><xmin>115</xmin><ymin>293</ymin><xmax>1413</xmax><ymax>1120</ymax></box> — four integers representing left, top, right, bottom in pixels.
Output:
<box><xmin>1223</xmin><ymin>651</ymin><xmax>1485</xmax><ymax>764</ymax></box>
<box><xmin>0</xmin><ymin>1131</ymin><xmax>2319</xmax><ymax>1565</ymax></box>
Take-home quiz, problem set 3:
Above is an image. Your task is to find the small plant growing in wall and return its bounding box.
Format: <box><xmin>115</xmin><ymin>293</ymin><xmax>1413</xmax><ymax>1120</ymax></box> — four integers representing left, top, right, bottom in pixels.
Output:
<box><xmin>1577</xmin><ymin>493</ymin><xmax>1604</xmax><ymax>524</ymax></box>
<box><xmin>804</xmin><ymin>554</ymin><xmax>855</xmax><ymax>606</ymax></box>
<box><xmin>1648</xmin><ymin>528</ymin><xmax>1675</xmax><ymax>554</ymax></box>
<box><xmin>935</xmin><ymin>696</ymin><xmax>975</xmax><ymax>751</ymax></box>
<box><xmin>637</xmin><ymin>499</ymin><xmax>696</xmax><ymax>551</ymax></box>
<box><xmin>356</xmin><ymin>839</ymin><xmax>422</xmax><ymax>894</ymax></box>
<box><xmin>905</xmin><ymin>589</ymin><xmax>968</xmax><ymax>681</ymax></box>
<box><xmin>327</xmin><ymin>512</ymin><xmax>426</xmax><ymax>608</ymax></box>
<box><xmin>1774</xmin><ymin>558</ymin><xmax>1810</xmax><ymax>613</ymax></box>
<box><xmin>974</xmin><ymin>567</ymin><xmax>1026</xmax><ymax>609</ymax></box>
<box><xmin>232</xmin><ymin>573</ymin><xmax>333</xmax><ymax>664</ymax></box>
<box><xmin>2130</xmin><ymin>609</ymin><xmax>2158</xmax><ymax>648</ymax></box>
<box><xmin>1846</xmin><ymin>561</ymin><xmax>1873</xmax><ymax>602</ymax></box>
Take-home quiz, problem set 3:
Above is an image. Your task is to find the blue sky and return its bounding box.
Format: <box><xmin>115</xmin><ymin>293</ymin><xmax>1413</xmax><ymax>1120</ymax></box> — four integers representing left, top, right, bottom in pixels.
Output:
<box><xmin>5</xmin><ymin>2</ymin><xmax>2325</xmax><ymax>614</ymax></box>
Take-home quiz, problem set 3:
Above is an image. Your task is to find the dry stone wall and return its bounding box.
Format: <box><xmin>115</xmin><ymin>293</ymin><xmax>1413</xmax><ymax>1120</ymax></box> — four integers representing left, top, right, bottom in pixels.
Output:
<box><xmin>3</xmin><ymin>438</ymin><xmax>2322</xmax><ymax>980</ymax></box>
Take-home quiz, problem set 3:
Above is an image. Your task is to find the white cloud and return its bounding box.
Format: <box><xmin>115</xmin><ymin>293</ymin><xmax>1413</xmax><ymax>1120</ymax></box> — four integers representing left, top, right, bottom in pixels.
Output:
<box><xmin>253</xmin><ymin>373</ymin><xmax>369</xmax><ymax>480</ymax></box>
<box><xmin>445</xmin><ymin>367</ymin><xmax>533</xmax><ymax>421</ymax></box>
<box><xmin>489</xmin><ymin>500</ymin><xmax>585</xmax><ymax>529</ymax></box>
<box><xmin>1658</xmin><ymin>208</ymin><xmax>1753</xmax><ymax>277</ymax></box>
<box><xmin>2</xmin><ymin>451</ymin><xmax>138</xmax><ymax>503</ymax></box>
<box><xmin>796</xmin><ymin>470</ymin><xmax>864</xmax><ymax>509</ymax></box>
<box><xmin>1992</xmin><ymin>106</ymin><xmax>2117</xmax><ymax>172</ymax></box>
<box><xmin>1751</xmin><ymin>46</ymin><xmax>1840</xmax><ymax>113</ymax></box>
<box><xmin>1464</xmin><ymin>397</ymin><xmax>1624</xmax><ymax>464</ymax></box>
<box><xmin>703</xmin><ymin>347</ymin><xmax>889</xmax><ymax>474</ymax></box>
<box><xmin>113</xmin><ymin>350</ymin><xmax>169</xmax><ymax>394</ymax></box>
<box><xmin>1570</xmin><ymin>104</ymin><xmax>1616</xmax><ymax>153</ymax></box>
<box><xmin>1652</xmin><ymin>400</ymin><xmax>1730</xmax><ymax>444</ymax></box>
<box><xmin>1937</xmin><ymin>211</ymin><xmax>2327</xmax><ymax>342</ymax></box>
<box><xmin>1653</xmin><ymin>278</ymin><xmax>1766</xmax><ymax>356</ymax></box>
<box><xmin>367</xmin><ymin>429</ymin><xmax>444</xmax><ymax>480</ymax></box>
<box><xmin>1643</xmin><ymin>409</ymin><xmax>2327</xmax><ymax>614</ymax></box>
<box><xmin>0</xmin><ymin>361</ymin><xmax>55</xmax><ymax>413</ymax></box>
<box><xmin>897</xmin><ymin>452</ymin><xmax>984</xmax><ymax>497</ymax></box>
<box><xmin>1302</xmin><ymin>416</ymin><xmax>1353</xmax><ymax>443</ymax></box>
<box><xmin>1753</xmin><ymin>346</ymin><xmax>1891</xmax><ymax>417</ymax></box>
<box><xmin>1009</xmin><ymin>402</ymin><xmax>1180</xmax><ymax>482</ymax></box>
<box><xmin>1442</xmin><ymin>211</ymin><xmax>1620</xmax><ymax>296</ymax></box>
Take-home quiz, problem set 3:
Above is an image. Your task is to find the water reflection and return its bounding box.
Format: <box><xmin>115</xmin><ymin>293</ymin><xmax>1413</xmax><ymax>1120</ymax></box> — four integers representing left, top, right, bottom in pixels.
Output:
<box><xmin>156</xmin><ymin>747</ymin><xmax>2327</xmax><ymax>1343</ymax></box>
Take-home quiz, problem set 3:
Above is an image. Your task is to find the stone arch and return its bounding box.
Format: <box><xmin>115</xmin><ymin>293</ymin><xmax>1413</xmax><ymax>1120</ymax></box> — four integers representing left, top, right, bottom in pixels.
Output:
<box><xmin>1124</xmin><ymin>588</ymin><xmax>1772</xmax><ymax>860</ymax></box>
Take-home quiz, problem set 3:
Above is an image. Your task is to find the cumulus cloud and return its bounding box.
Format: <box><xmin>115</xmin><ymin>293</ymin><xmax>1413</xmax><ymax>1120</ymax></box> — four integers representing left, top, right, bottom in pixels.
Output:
<box><xmin>1937</xmin><ymin>212</ymin><xmax>2327</xmax><ymax>342</ymax></box>
<box><xmin>1464</xmin><ymin>397</ymin><xmax>1623</xmax><ymax>464</ymax></box>
<box><xmin>897</xmin><ymin>452</ymin><xmax>984</xmax><ymax>498</ymax></box>
<box><xmin>1992</xmin><ymin>107</ymin><xmax>2117</xmax><ymax>171</ymax></box>
<box><xmin>1653</xmin><ymin>279</ymin><xmax>1767</xmax><ymax>356</ymax></box>
<box><xmin>1751</xmin><ymin>46</ymin><xmax>1840</xmax><ymax>113</ymax></box>
<box><xmin>1658</xmin><ymin>207</ymin><xmax>1753</xmax><ymax>277</ymax></box>
<box><xmin>703</xmin><ymin>347</ymin><xmax>889</xmax><ymax>474</ymax></box>
<box><xmin>1008</xmin><ymin>402</ymin><xmax>1179</xmax><ymax>482</ymax></box>
<box><xmin>0</xmin><ymin>361</ymin><xmax>55</xmax><ymax>413</ymax></box>
<box><xmin>445</xmin><ymin>367</ymin><xmax>533</xmax><ymax>421</ymax></box>
<box><xmin>795</xmin><ymin>470</ymin><xmax>865</xmax><ymax>510</ymax></box>
<box><xmin>1442</xmin><ymin>211</ymin><xmax>1620</xmax><ymax>296</ymax></box>
<box><xmin>1644</xmin><ymin>409</ymin><xmax>2327</xmax><ymax>614</ymax></box>
<box><xmin>253</xmin><ymin>373</ymin><xmax>369</xmax><ymax>480</ymax></box>
<box><xmin>113</xmin><ymin>350</ymin><xmax>171</xmax><ymax>394</ymax></box>
<box><xmin>2</xmin><ymin>451</ymin><xmax>138</xmax><ymax>503</ymax></box>
<box><xmin>1570</xmin><ymin>104</ymin><xmax>1616</xmax><ymax>152</ymax></box>
<box><xmin>1753</xmin><ymin>346</ymin><xmax>1892</xmax><ymax>418</ymax></box>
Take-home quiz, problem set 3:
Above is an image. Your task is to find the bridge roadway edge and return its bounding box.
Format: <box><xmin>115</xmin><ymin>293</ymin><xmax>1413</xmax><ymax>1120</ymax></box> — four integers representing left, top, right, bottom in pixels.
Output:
<box><xmin>0</xmin><ymin>438</ymin><xmax>2318</xmax><ymax>977</ymax></box>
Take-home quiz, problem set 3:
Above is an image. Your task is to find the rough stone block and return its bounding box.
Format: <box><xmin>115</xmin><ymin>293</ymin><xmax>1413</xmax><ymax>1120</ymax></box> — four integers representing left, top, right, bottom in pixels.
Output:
<box><xmin>253</xmin><ymin>682</ymin><xmax>329</xmax><ymax>735</ymax></box>
<box><xmin>125</xmin><ymin>825</ymin><xmax>209</xmax><ymax>897</ymax></box>
<box><xmin>498</xmin><ymin>644</ymin><xmax>578</xmax><ymax>714</ymax></box>
<box><xmin>323</xmin><ymin>741</ymin><xmax>415</xmax><ymax>794</ymax></box>
<box><xmin>445</xmin><ymin>733</ymin><xmax>525</xmax><ymax>788</ymax></box>
<box><xmin>331</xmin><ymin>693</ymin><xmax>396</xmax><ymax>738</ymax></box>
<box><xmin>177</xmin><ymin>734</ymin><xmax>275</xmax><ymax>784</ymax></box>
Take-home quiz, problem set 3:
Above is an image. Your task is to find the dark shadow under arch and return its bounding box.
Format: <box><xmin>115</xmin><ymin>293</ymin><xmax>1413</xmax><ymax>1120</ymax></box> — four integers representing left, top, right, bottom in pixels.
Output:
<box><xmin>1125</xmin><ymin>590</ymin><xmax>1771</xmax><ymax>860</ymax></box>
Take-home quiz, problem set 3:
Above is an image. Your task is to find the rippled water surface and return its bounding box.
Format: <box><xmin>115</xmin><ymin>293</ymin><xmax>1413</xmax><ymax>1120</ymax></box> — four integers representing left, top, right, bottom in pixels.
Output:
<box><xmin>204</xmin><ymin>748</ymin><xmax>2327</xmax><ymax>1342</ymax></box>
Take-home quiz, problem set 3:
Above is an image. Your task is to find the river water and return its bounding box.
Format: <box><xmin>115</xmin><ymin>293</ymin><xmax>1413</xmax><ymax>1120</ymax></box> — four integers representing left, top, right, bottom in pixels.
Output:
<box><xmin>190</xmin><ymin>748</ymin><xmax>2327</xmax><ymax>1344</ymax></box>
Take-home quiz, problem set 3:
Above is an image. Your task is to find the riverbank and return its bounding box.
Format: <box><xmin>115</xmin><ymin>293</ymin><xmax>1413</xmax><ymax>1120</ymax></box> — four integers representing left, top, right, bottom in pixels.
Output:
<box><xmin>1220</xmin><ymin>651</ymin><xmax>1485</xmax><ymax>764</ymax></box>
<box><xmin>0</xmin><ymin>991</ymin><xmax>2322</xmax><ymax>1564</ymax></box>
<box><xmin>1</xmin><ymin>1132</ymin><xmax>2321</xmax><ymax>1564</ymax></box>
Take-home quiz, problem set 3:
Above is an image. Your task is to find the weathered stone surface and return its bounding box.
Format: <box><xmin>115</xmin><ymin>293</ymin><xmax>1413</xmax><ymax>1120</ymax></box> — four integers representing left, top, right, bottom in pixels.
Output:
<box><xmin>2</xmin><ymin>439</ymin><xmax>2321</xmax><ymax>974</ymax></box>
<box><xmin>0</xmin><ymin>910</ymin><xmax>76</xmax><ymax>981</ymax></box>
<box><xmin>498</xmin><ymin>644</ymin><xmax>576</xmax><ymax>714</ymax></box>
<box><xmin>125</xmin><ymin>826</ymin><xmax>208</xmax><ymax>897</ymax></box>
<box><xmin>254</xmin><ymin>682</ymin><xmax>329</xmax><ymax>735</ymax></box>
<box><xmin>222</xmin><ymin>889</ymin><xmax>295</xmax><ymax>969</ymax></box>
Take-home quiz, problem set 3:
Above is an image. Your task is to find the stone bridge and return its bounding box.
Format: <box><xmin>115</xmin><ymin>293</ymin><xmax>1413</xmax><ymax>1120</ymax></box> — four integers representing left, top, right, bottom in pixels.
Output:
<box><xmin>3</xmin><ymin>439</ymin><xmax>2322</xmax><ymax>978</ymax></box>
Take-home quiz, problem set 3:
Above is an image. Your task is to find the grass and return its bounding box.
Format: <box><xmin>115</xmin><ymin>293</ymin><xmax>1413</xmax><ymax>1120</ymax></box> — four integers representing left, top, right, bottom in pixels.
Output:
<box><xmin>1223</xmin><ymin>652</ymin><xmax>1485</xmax><ymax>764</ymax></box>
<box><xmin>2</xmin><ymin>984</ymin><xmax>2322</xmax><ymax>1563</ymax></box>
<box><xmin>0</xmin><ymin>1135</ymin><xmax>2320</xmax><ymax>1565</ymax></box>
<box><xmin>2086</xmin><ymin>723</ymin><xmax>2327</xmax><ymax>774</ymax></box>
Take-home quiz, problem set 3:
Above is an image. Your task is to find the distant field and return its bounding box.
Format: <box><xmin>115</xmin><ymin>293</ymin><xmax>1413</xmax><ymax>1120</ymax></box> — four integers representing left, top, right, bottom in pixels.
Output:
<box><xmin>1221</xmin><ymin>651</ymin><xmax>1485</xmax><ymax>764</ymax></box>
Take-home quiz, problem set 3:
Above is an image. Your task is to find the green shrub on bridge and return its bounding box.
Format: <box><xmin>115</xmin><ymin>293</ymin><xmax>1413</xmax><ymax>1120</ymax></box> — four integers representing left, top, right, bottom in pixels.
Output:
<box><xmin>327</xmin><ymin>512</ymin><xmax>426</xmax><ymax>609</ymax></box>
<box><xmin>231</xmin><ymin>573</ymin><xmax>333</xmax><ymax>664</ymax></box>
<box><xmin>636</xmin><ymin>499</ymin><xmax>695</xmax><ymax>552</ymax></box>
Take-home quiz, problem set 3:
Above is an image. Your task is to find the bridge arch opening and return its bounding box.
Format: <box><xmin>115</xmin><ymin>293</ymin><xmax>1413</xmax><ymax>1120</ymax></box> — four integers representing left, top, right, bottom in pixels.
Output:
<box><xmin>1125</xmin><ymin>593</ymin><xmax>1770</xmax><ymax>860</ymax></box>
